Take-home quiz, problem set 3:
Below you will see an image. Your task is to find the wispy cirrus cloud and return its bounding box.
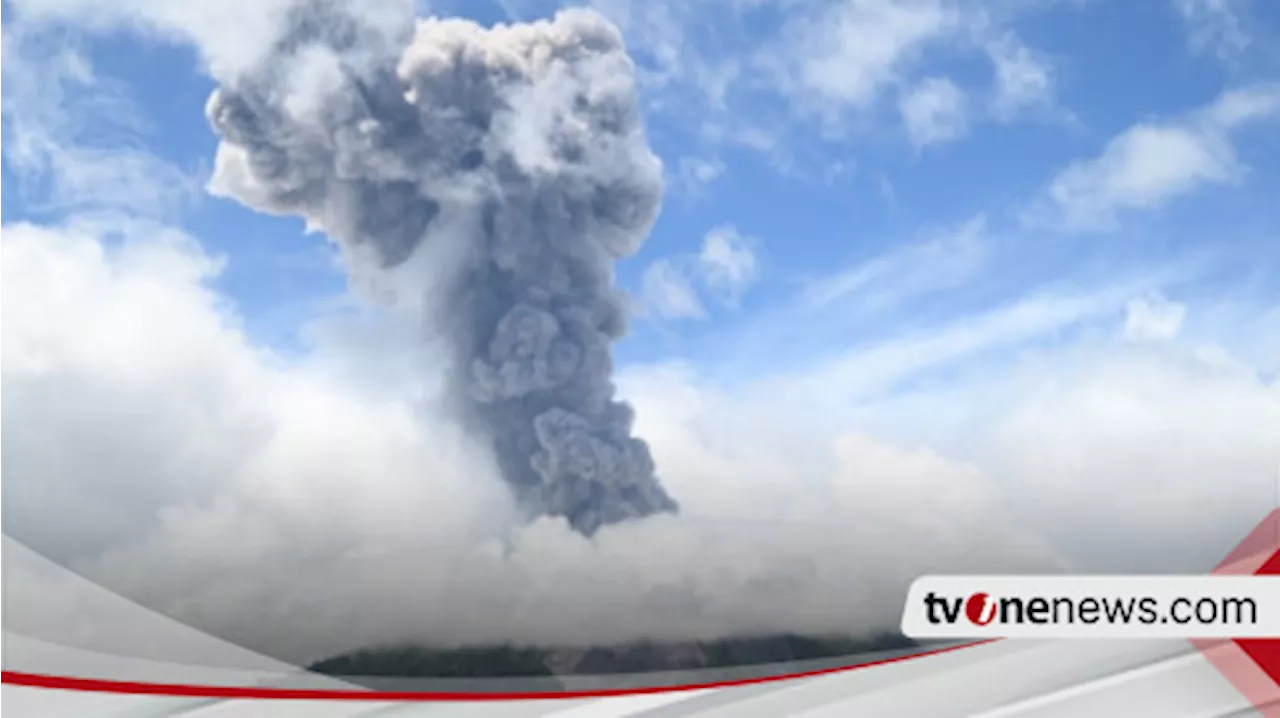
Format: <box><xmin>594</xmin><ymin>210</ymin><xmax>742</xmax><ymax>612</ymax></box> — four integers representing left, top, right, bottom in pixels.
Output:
<box><xmin>800</xmin><ymin>214</ymin><xmax>989</xmax><ymax>311</ymax></box>
<box><xmin>807</xmin><ymin>273</ymin><xmax>1181</xmax><ymax>402</ymax></box>
<box><xmin>1</xmin><ymin>25</ymin><xmax>202</xmax><ymax>221</ymax></box>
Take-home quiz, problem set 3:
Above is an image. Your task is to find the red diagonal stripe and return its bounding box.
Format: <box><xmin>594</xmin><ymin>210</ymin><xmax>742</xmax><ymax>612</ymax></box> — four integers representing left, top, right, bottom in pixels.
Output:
<box><xmin>1200</xmin><ymin>514</ymin><xmax>1280</xmax><ymax>717</ymax></box>
<box><xmin>1236</xmin><ymin>549</ymin><xmax>1280</xmax><ymax>689</ymax></box>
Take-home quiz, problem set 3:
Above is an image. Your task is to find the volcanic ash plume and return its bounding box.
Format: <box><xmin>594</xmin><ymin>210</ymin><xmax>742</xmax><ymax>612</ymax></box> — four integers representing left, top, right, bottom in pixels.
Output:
<box><xmin>204</xmin><ymin>2</ymin><xmax>678</xmax><ymax>535</ymax></box>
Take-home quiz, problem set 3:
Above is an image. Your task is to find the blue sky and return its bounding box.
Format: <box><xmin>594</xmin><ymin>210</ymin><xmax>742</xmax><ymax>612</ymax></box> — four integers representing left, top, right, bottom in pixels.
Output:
<box><xmin>4</xmin><ymin>0</ymin><xmax>1279</xmax><ymax>388</ymax></box>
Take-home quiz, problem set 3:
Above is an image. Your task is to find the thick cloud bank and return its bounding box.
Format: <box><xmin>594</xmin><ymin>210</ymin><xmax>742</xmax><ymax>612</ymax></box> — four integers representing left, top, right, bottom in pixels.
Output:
<box><xmin>1</xmin><ymin>222</ymin><xmax>1066</xmax><ymax>662</ymax></box>
<box><xmin>206</xmin><ymin>3</ymin><xmax>676</xmax><ymax>535</ymax></box>
<box><xmin>8</xmin><ymin>220</ymin><xmax>1276</xmax><ymax>664</ymax></box>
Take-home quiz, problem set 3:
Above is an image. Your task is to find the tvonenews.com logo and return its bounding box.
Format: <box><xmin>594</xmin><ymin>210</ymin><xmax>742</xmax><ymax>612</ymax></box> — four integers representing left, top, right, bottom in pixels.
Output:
<box><xmin>900</xmin><ymin>576</ymin><xmax>1280</xmax><ymax>639</ymax></box>
<box><xmin>906</xmin><ymin>575</ymin><xmax>1274</xmax><ymax>637</ymax></box>
<box><xmin>923</xmin><ymin>590</ymin><xmax>1257</xmax><ymax>627</ymax></box>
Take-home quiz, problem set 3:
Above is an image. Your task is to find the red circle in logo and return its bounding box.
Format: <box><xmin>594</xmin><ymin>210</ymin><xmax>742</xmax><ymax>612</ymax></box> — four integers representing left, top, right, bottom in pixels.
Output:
<box><xmin>965</xmin><ymin>592</ymin><xmax>994</xmax><ymax>625</ymax></box>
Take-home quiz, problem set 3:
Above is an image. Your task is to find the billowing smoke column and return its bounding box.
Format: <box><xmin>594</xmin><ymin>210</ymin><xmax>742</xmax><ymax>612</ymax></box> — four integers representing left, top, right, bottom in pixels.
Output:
<box><xmin>205</xmin><ymin>0</ymin><xmax>678</xmax><ymax>535</ymax></box>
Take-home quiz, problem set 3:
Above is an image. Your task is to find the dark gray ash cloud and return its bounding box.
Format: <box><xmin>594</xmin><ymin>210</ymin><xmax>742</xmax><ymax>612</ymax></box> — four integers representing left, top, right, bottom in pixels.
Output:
<box><xmin>205</xmin><ymin>0</ymin><xmax>677</xmax><ymax>535</ymax></box>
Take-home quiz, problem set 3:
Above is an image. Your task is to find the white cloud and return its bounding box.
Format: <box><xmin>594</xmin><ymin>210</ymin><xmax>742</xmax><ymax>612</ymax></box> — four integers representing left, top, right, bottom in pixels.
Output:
<box><xmin>674</xmin><ymin>156</ymin><xmax>727</xmax><ymax>196</ymax></box>
<box><xmin>985</xmin><ymin>33</ymin><xmax>1054</xmax><ymax>120</ymax></box>
<box><xmin>640</xmin><ymin>258</ymin><xmax>708</xmax><ymax>320</ymax></box>
<box><xmin>639</xmin><ymin>224</ymin><xmax>762</xmax><ymax>321</ymax></box>
<box><xmin>968</xmin><ymin>346</ymin><xmax>1280</xmax><ymax>573</ymax></box>
<box><xmin>767</xmin><ymin>0</ymin><xmax>957</xmax><ymax>119</ymax></box>
<box><xmin>740</xmin><ymin>0</ymin><xmax>1068</xmax><ymax>146</ymax></box>
<box><xmin>1030</xmin><ymin>83</ymin><xmax>1280</xmax><ymax>231</ymax></box>
<box><xmin>698</xmin><ymin>224</ymin><xmax>761</xmax><ymax>306</ymax></box>
<box><xmin>638</xmin><ymin>307</ymin><xmax>1280</xmax><ymax>579</ymax></box>
<box><xmin>3</xmin><ymin>0</ymin><xmax>417</xmax><ymax>86</ymax></box>
<box><xmin>899</xmin><ymin>76</ymin><xmax>970</xmax><ymax>148</ymax></box>
<box><xmin>1203</xmin><ymin>83</ymin><xmax>1280</xmax><ymax>128</ymax></box>
<box><xmin>3</xmin><ymin>0</ymin><xmax>307</xmax><ymax>81</ymax></box>
<box><xmin>1124</xmin><ymin>293</ymin><xmax>1186</xmax><ymax>342</ymax></box>
<box><xmin>1047</xmin><ymin>125</ymin><xmax>1237</xmax><ymax>227</ymax></box>
<box><xmin>1173</xmin><ymin>0</ymin><xmax>1251</xmax><ymax>62</ymax></box>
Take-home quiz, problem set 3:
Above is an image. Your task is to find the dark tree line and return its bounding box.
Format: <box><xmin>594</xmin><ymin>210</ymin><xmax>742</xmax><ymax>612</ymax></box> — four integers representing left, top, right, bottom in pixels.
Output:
<box><xmin>308</xmin><ymin>632</ymin><xmax>919</xmax><ymax>678</ymax></box>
